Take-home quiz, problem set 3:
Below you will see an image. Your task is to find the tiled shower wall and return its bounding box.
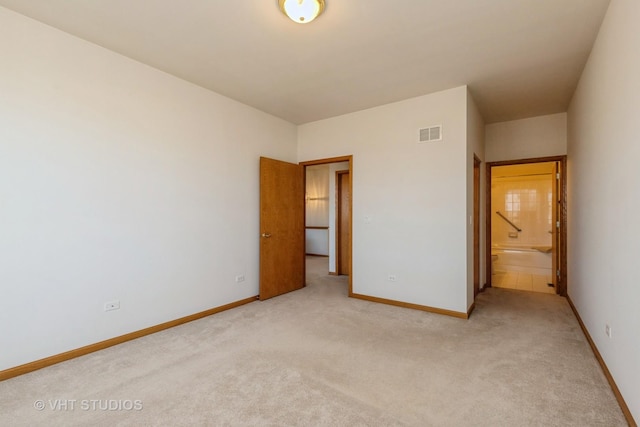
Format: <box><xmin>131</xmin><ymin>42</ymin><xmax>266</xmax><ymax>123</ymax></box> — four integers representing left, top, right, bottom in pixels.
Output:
<box><xmin>491</xmin><ymin>174</ymin><xmax>553</xmax><ymax>247</ymax></box>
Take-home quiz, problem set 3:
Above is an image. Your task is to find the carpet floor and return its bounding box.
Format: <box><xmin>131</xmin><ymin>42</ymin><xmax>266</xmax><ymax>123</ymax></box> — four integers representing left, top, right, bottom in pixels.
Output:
<box><xmin>0</xmin><ymin>257</ymin><xmax>627</xmax><ymax>426</ymax></box>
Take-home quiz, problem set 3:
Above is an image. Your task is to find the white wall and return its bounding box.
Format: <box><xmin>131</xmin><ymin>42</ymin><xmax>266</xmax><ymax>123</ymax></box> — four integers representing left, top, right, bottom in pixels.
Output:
<box><xmin>305</xmin><ymin>229</ymin><xmax>329</xmax><ymax>256</ymax></box>
<box><xmin>299</xmin><ymin>87</ymin><xmax>469</xmax><ymax>313</ymax></box>
<box><xmin>485</xmin><ymin>113</ymin><xmax>567</xmax><ymax>162</ymax></box>
<box><xmin>467</xmin><ymin>90</ymin><xmax>486</xmax><ymax>306</ymax></box>
<box><xmin>0</xmin><ymin>7</ymin><xmax>297</xmax><ymax>371</ymax></box>
<box><xmin>567</xmin><ymin>0</ymin><xmax>640</xmax><ymax>421</ymax></box>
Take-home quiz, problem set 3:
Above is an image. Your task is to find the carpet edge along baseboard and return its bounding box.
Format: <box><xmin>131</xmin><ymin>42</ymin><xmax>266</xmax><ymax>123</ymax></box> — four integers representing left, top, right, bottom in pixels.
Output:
<box><xmin>0</xmin><ymin>295</ymin><xmax>258</xmax><ymax>382</ymax></box>
<box><xmin>350</xmin><ymin>293</ymin><xmax>470</xmax><ymax>319</ymax></box>
<box><xmin>567</xmin><ymin>296</ymin><xmax>637</xmax><ymax>427</ymax></box>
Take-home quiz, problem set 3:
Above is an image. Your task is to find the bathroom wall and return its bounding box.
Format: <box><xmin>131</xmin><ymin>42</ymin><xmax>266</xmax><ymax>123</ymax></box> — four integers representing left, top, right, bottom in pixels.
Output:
<box><xmin>491</xmin><ymin>163</ymin><xmax>555</xmax><ymax>248</ymax></box>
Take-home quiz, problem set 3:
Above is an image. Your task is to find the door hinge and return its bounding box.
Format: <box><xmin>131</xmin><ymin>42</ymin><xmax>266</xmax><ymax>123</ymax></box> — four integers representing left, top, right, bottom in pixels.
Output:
<box><xmin>556</xmin><ymin>221</ymin><xmax>560</xmax><ymax>229</ymax></box>
<box><xmin>557</xmin><ymin>270</ymin><xmax>561</xmax><ymax>277</ymax></box>
<box><xmin>556</xmin><ymin>172</ymin><xmax>560</xmax><ymax>180</ymax></box>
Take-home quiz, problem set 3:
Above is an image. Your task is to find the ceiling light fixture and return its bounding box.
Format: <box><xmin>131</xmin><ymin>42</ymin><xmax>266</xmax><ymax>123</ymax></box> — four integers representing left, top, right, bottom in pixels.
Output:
<box><xmin>278</xmin><ymin>0</ymin><xmax>325</xmax><ymax>24</ymax></box>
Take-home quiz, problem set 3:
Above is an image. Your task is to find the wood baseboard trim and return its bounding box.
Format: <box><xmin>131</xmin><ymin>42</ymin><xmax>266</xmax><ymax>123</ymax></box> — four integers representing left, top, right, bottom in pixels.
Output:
<box><xmin>567</xmin><ymin>296</ymin><xmax>636</xmax><ymax>427</ymax></box>
<box><xmin>0</xmin><ymin>295</ymin><xmax>259</xmax><ymax>382</ymax></box>
<box><xmin>350</xmin><ymin>293</ymin><xmax>469</xmax><ymax>319</ymax></box>
<box><xmin>305</xmin><ymin>253</ymin><xmax>329</xmax><ymax>257</ymax></box>
<box><xmin>467</xmin><ymin>302</ymin><xmax>476</xmax><ymax>318</ymax></box>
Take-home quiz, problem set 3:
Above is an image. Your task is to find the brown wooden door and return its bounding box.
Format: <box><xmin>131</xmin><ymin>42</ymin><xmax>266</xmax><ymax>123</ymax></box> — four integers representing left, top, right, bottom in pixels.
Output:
<box><xmin>259</xmin><ymin>157</ymin><xmax>305</xmax><ymax>300</ymax></box>
<box><xmin>337</xmin><ymin>171</ymin><xmax>350</xmax><ymax>276</ymax></box>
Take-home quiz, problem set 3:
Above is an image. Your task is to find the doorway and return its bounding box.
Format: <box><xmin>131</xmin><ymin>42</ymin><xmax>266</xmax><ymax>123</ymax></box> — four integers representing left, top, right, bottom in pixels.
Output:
<box><xmin>259</xmin><ymin>155</ymin><xmax>353</xmax><ymax>300</ymax></box>
<box><xmin>301</xmin><ymin>156</ymin><xmax>353</xmax><ymax>296</ymax></box>
<box><xmin>485</xmin><ymin>156</ymin><xmax>567</xmax><ymax>296</ymax></box>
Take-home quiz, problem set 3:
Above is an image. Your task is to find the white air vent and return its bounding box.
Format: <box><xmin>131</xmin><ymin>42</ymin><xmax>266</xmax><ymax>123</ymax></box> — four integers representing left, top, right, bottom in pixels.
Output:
<box><xmin>419</xmin><ymin>125</ymin><xmax>442</xmax><ymax>143</ymax></box>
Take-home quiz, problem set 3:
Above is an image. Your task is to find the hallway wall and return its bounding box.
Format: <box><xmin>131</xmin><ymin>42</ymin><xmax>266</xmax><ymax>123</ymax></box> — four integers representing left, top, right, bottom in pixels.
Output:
<box><xmin>298</xmin><ymin>86</ymin><xmax>470</xmax><ymax>314</ymax></box>
<box><xmin>485</xmin><ymin>113</ymin><xmax>567</xmax><ymax>162</ymax></box>
<box><xmin>567</xmin><ymin>0</ymin><xmax>640</xmax><ymax>422</ymax></box>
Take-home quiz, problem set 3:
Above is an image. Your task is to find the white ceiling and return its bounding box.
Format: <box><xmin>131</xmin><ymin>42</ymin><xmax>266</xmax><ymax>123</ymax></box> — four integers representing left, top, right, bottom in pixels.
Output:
<box><xmin>0</xmin><ymin>0</ymin><xmax>611</xmax><ymax>124</ymax></box>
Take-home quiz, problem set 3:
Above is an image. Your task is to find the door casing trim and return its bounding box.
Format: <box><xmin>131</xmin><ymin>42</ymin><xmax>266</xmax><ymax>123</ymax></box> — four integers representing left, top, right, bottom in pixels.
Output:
<box><xmin>485</xmin><ymin>155</ymin><xmax>568</xmax><ymax>296</ymax></box>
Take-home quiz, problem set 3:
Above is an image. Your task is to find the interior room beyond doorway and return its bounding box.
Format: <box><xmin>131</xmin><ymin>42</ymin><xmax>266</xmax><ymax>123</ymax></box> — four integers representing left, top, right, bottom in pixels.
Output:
<box><xmin>490</xmin><ymin>161</ymin><xmax>558</xmax><ymax>294</ymax></box>
<box><xmin>305</xmin><ymin>161</ymin><xmax>350</xmax><ymax>277</ymax></box>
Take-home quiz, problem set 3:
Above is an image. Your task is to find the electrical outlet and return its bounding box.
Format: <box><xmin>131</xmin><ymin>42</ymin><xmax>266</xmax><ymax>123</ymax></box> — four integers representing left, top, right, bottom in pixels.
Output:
<box><xmin>388</xmin><ymin>274</ymin><xmax>397</xmax><ymax>282</ymax></box>
<box><xmin>104</xmin><ymin>300</ymin><xmax>120</xmax><ymax>312</ymax></box>
<box><xmin>605</xmin><ymin>324</ymin><xmax>612</xmax><ymax>338</ymax></box>
<box><xmin>235</xmin><ymin>275</ymin><xmax>245</xmax><ymax>283</ymax></box>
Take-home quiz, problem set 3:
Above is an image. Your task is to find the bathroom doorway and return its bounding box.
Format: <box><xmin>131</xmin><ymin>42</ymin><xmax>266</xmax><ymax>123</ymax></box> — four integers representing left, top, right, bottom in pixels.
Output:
<box><xmin>486</xmin><ymin>156</ymin><xmax>567</xmax><ymax>296</ymax></box>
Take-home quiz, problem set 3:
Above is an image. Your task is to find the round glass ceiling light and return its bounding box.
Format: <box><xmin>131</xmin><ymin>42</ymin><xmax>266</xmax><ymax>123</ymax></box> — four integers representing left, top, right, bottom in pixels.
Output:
<box><xmin>279</xmin><ymin>0</ymin><xmax>325</xmax><ymax>24</ymax></box>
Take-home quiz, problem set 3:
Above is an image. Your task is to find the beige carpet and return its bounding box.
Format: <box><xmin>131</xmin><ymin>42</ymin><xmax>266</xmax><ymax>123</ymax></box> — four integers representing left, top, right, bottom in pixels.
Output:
<box><xmin>0</xmin><ymin>257</ymin><xmax>627</xmax><ymax>426</ymax></box>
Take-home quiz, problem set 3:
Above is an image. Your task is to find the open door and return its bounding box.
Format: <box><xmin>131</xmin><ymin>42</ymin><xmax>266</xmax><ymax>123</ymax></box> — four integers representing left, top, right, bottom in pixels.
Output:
<box><xmin>259</xmin><ymin>157</ymin><xmax>305</xmax><ymax>300</ymax></box>
<box><xmin>552</xmin><ymin>161</ymin><xmax>562</xmax><ymax>294</ymax></box>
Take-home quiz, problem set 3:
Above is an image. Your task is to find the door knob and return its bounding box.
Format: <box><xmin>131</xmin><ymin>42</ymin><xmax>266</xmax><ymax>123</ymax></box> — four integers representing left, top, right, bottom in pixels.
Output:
<box><xmin>261</xmin><ymin>233</ymin><xmax>272</xmax><ymax>238</ymax></box>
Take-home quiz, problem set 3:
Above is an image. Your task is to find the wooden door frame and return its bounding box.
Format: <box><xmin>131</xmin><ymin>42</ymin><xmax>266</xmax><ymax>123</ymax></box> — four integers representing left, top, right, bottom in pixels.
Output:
<box><xmin>336</xmin><ymin>170</ymin><xmax>350</xmax><ymax>276</ymax></box>
<box><xmin>485</xmin><ymin>155</ymin><xmax>568</xmax><ymax>296</ymax></box>
<box><xmin>300</xmin><ymin>155</ymin><xmax>353</xmax><ymax>296</ymax></box>
<box><xmin>473</xmin><ymin>155</ymin><xmax>481</xmax><ymax>297</ymax></box>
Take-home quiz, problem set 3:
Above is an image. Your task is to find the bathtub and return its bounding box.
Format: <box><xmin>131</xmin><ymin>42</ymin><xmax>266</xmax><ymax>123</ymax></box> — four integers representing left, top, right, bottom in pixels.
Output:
<box><xmin>491</xmin><ymin>244</ymin><xmax>552</xmax><ymax>276</ymax></box>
